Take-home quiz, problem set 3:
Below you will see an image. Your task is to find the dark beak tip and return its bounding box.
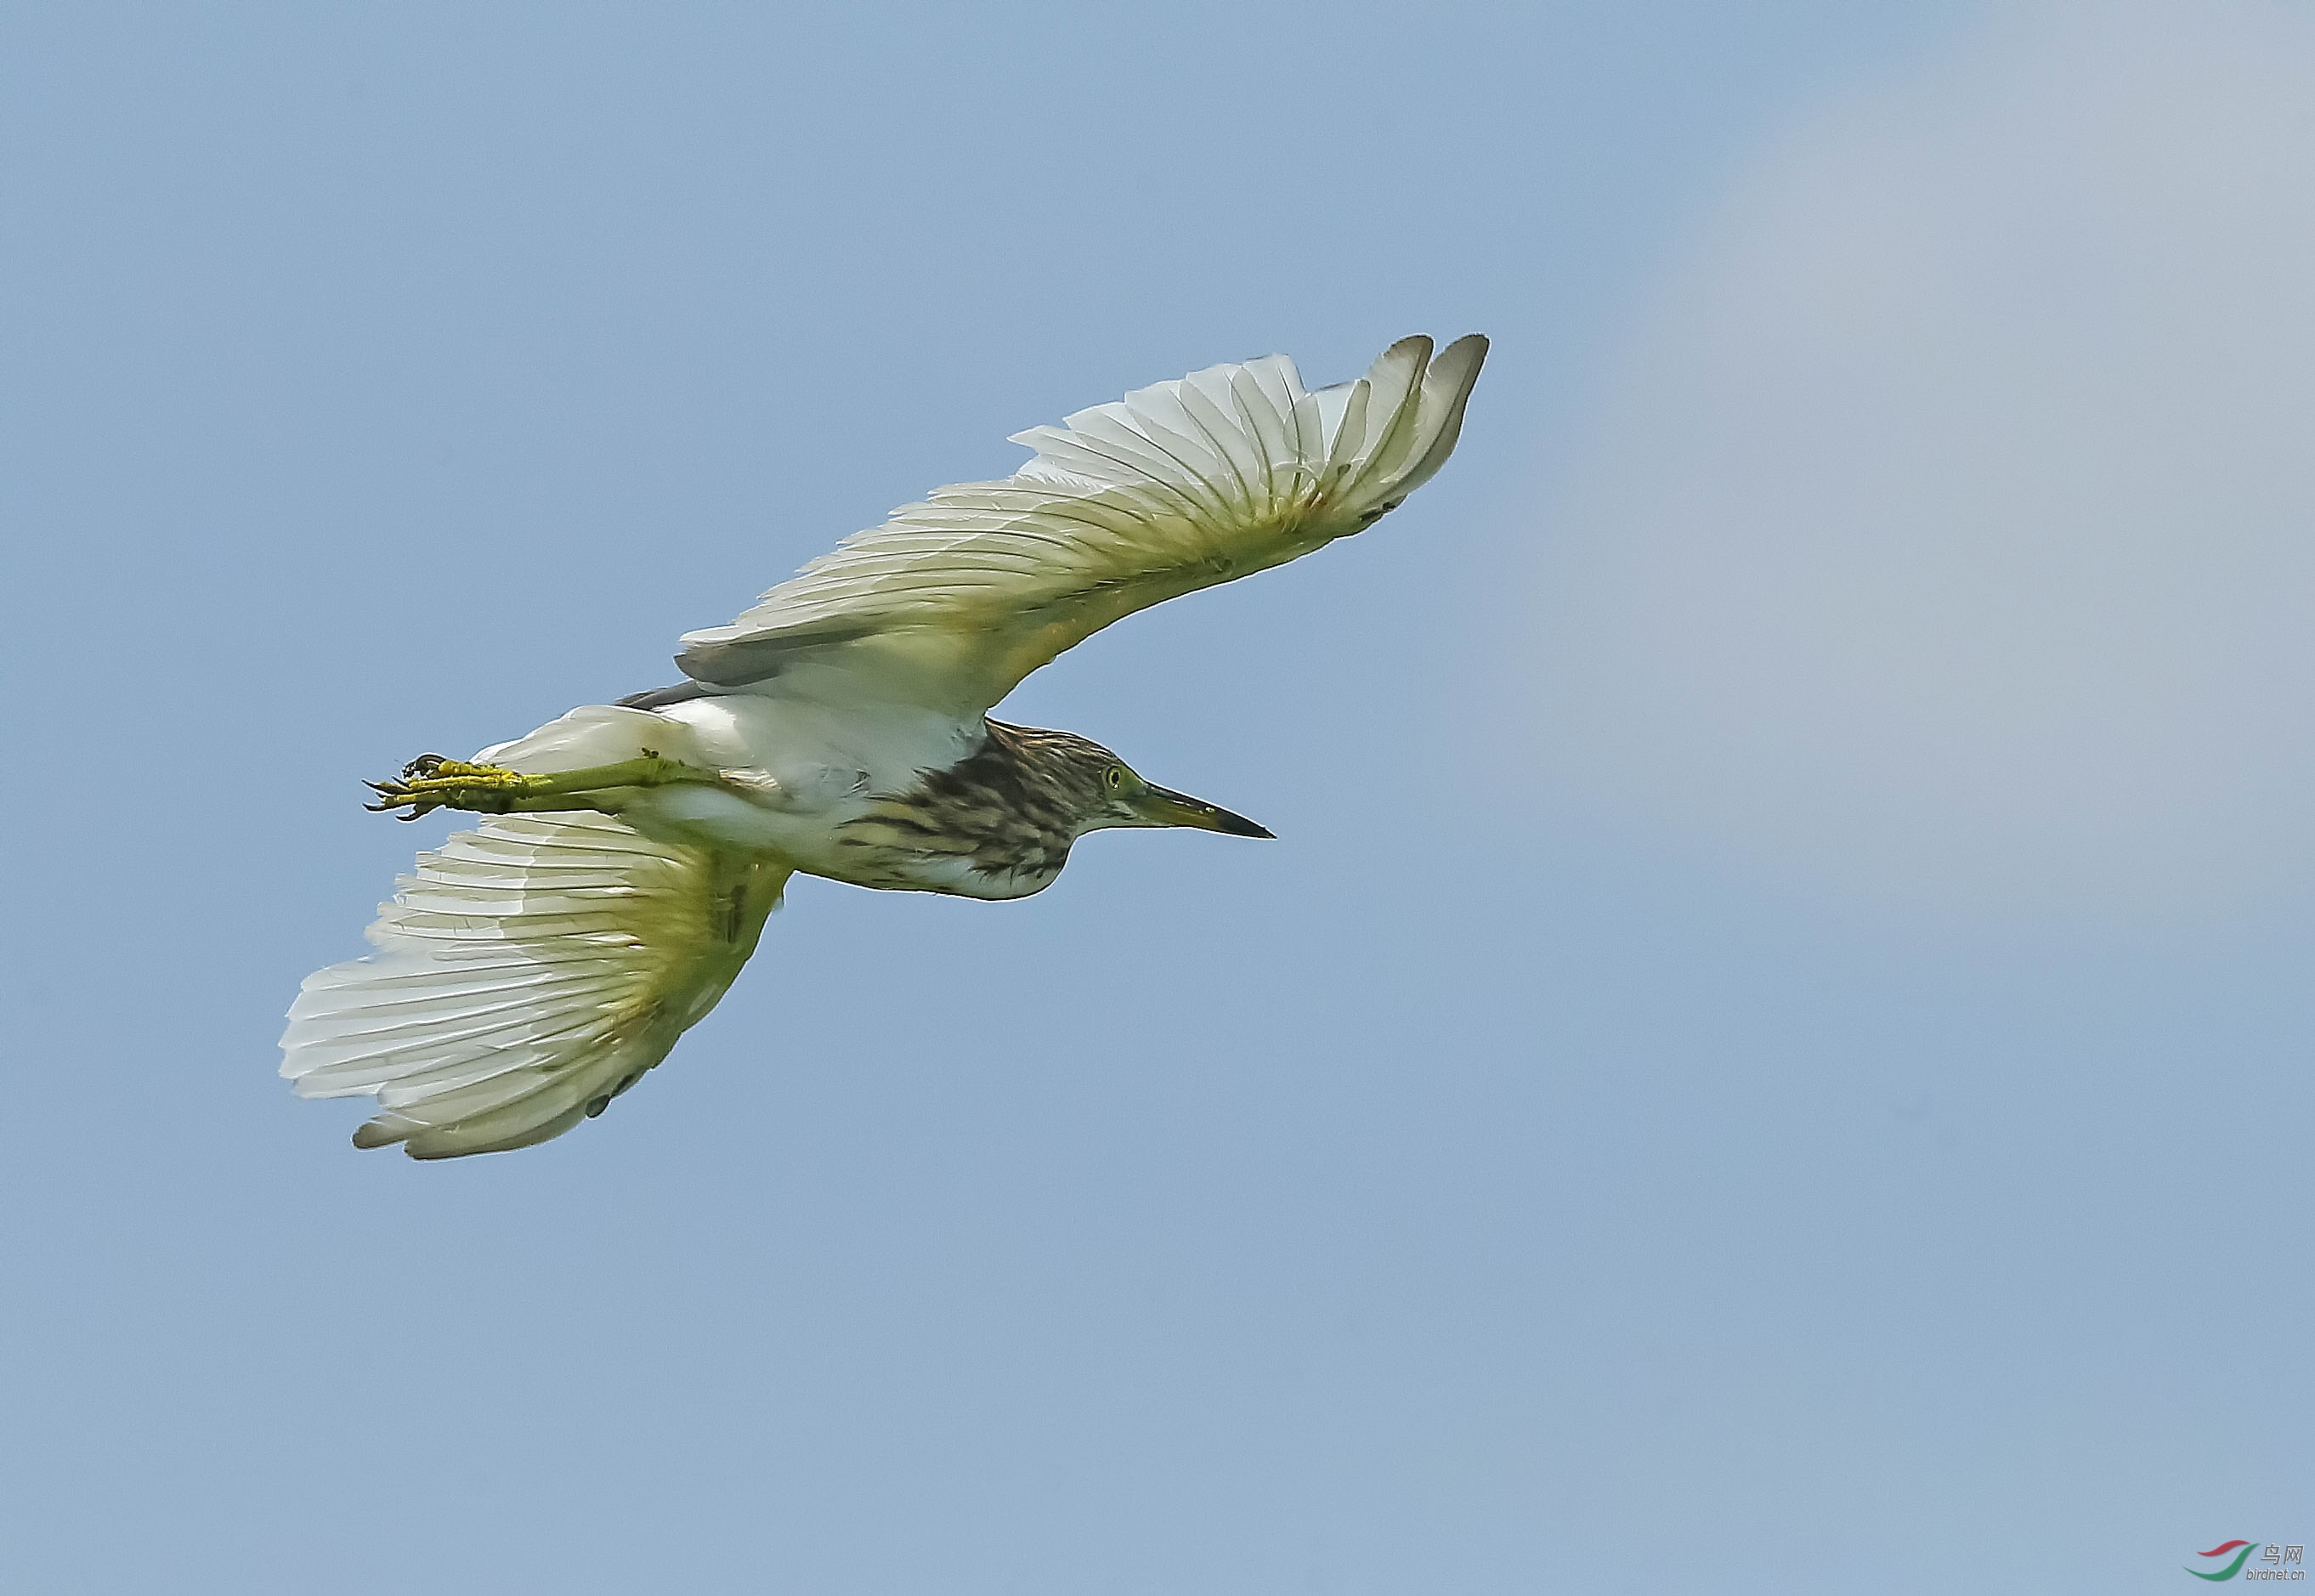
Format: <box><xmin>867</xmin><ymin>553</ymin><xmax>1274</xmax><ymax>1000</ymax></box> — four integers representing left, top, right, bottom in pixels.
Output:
<box><xmin>1145</xmin><ymin>784</ymin><xmax>1273</xmax><ymax>839</ymax></box>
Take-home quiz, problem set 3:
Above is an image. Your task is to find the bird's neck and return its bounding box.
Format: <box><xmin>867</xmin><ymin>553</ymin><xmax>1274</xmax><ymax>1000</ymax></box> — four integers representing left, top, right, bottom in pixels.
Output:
<box><xmin>921</xmin><ymin>720</ymin><xmax>1090</xmax><ymax>844</ymax></box>
<box><xmin>824</xmin><ymin>720</ymin><xmax>1090</xmax><ymax>901</ymax></box>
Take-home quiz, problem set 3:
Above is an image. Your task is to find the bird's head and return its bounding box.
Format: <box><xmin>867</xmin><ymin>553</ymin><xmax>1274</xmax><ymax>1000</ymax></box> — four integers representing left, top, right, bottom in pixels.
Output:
<box><xmin>999</xmin><ymin>723</ymin><xmax>1274</xmax><ymax>841</ymax></box>
<box><xmin>1091</xmin><ymin>755</ymin><xmax>1276</xmax><ymax>840</ymax></box>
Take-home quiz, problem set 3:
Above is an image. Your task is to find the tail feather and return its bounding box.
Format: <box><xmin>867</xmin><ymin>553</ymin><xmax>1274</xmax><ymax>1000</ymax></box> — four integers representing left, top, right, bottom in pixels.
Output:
<box><xmin>282</xmin><ymin>812</ymin><xmax>789</xmax><ymax>1159</ymax></box>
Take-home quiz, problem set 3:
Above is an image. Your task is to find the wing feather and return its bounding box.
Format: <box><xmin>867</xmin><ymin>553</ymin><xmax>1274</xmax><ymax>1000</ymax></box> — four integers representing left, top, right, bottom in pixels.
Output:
<box><xmin>281</xmin><ymin>812</ymin><xmax>791</xmax><ymax>1159</ymax></box>
<box><xmin>675</xmin><ymin>333</ymin><xmax>1487</xmax><ymax>714</ymax></box>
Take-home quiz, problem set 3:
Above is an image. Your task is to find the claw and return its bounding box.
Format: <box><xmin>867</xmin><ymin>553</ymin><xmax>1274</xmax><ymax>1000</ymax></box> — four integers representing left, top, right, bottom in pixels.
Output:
<box><xmin>363</xmin><ymin>756</ymin><xmax>531</xmax><ymax>818</ymax></box>
<box><xmin>359</xmin><ymin>750</ymin><xmax>719</xmax><ymax>819</ymax></box>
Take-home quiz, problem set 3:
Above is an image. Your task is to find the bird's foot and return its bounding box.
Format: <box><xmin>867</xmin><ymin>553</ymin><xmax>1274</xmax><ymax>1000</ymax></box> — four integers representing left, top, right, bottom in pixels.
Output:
<box><xmin>365</xmin><ymin>755</ymin><xmax>539</xmax><ymax>820</ymax></box>
<box><xmin>364</xmin><ymin>750</ymin><xmax>722</xmax><ymax>820</ymax></box>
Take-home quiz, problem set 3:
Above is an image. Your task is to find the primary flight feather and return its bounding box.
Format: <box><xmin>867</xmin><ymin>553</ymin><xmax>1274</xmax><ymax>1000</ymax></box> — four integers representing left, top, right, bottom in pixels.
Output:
<box><xmin>282</xmin><ymin>332</ymin><xmax>1489</xmax><ymax>1157</ymax></box>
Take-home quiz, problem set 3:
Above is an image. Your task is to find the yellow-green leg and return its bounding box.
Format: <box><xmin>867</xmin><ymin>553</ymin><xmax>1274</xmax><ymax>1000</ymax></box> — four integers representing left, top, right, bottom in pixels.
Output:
<box><xmin>365</xmin><ymin>750</ymin><xmax>724</xmax><ymax>820</ymax></box>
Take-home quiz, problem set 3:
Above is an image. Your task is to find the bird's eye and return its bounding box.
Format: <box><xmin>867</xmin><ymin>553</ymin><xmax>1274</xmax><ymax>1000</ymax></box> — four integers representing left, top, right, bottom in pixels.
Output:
<box><xmin>1106</xmin><ymin>767</ymin><xmax>1124</xmax><ymax>790</ymax></box>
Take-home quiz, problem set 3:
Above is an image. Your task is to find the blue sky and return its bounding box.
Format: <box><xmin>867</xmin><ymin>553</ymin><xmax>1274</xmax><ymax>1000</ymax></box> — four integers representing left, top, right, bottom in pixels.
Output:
<box><xmin>3</xmin><ymin>3</ymin><xmax>2308</xmax><ymax>1591</ymax></box>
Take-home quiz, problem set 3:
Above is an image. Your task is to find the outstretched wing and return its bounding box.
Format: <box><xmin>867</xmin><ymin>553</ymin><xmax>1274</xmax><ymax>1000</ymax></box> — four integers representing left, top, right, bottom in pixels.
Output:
<box><xmin>281</xmin><ymin>812</ymin><xmax>790</xmax><ymax>1159</ymax></box>
<box><xmin>675</xmin><ymin>333</ymin><xmax>1487</xmax><ymax>717</ymax></box>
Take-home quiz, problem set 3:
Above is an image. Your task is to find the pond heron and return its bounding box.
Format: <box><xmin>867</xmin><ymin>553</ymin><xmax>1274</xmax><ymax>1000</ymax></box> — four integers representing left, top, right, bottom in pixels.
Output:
<box><xmin>282</xmin><ymin>332</ymin><xmax>1489</xmax><ymax>1157</ymax></box>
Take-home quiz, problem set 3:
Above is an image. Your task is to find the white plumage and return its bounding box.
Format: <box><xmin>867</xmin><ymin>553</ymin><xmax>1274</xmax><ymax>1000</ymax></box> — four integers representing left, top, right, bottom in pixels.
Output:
<box><xmin>284</xmin><ymin>333</ymin><xmax>1487</xmax><ymax>1157</ymax></box>
<box><xmin>284</xmin><ymin>812</ymin><xmax>789</xmax><ymax>1159</ymax></box>
<box><xmin>676</xmin><ymin>335</ymin><xmax>1486</xmax><ymax>714</ymax></box>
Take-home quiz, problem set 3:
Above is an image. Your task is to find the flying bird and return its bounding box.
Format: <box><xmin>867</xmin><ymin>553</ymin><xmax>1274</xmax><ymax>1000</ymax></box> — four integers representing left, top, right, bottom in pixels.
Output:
<box><xmin>281</xmin><ymin>333</ymin><xmax>1489</xmax><ymax>1157</ymax></box>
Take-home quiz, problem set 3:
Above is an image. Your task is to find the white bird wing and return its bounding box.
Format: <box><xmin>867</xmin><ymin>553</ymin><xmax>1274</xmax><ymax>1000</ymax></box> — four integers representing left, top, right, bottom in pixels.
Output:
<box><xmin>674</xmin><ymin>333</ymin><xmax>1488</xmax><ymax>717</ymax></box>
<box><xmin>281</xmin><ymin>812</ymin><xmax>790</xmax><ymax>1159</ymax></box>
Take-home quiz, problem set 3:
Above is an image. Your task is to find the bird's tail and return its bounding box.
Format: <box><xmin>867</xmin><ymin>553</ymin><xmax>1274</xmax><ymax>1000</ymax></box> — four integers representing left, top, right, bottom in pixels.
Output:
<box><xmin>281</xmin><ymin>811</ymin><xmax>789</xmax><ymax>1159</ymax></box>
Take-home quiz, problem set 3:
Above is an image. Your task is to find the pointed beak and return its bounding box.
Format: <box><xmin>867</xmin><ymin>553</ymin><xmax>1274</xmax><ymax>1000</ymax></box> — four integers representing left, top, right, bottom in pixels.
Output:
<box><xmin>1133</xmin><ymin>782</ymin><xmax>1275</xmax><ymax>839</ymax></box>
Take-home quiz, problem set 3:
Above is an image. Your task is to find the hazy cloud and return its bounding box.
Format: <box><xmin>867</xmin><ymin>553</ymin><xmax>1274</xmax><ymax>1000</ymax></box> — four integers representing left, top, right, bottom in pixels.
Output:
<box><xmin>1525</xmin><ymin>0</ymin><xmax>2315</xmax><ymax>913</ymax></box>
